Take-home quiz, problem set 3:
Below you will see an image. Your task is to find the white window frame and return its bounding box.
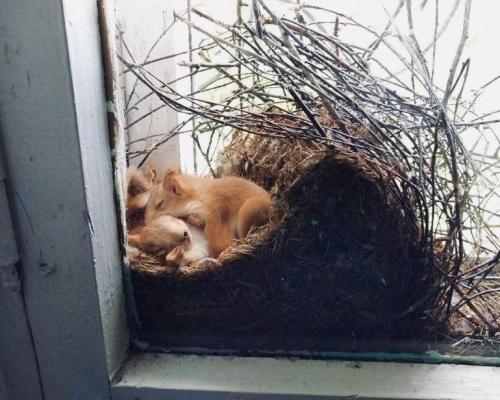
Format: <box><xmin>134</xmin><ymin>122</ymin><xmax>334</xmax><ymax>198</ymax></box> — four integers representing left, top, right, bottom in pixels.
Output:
<box><xmin>0</xmin><ymin>1</ymin><xmax>499</xmax><ymax>399</ymax></box>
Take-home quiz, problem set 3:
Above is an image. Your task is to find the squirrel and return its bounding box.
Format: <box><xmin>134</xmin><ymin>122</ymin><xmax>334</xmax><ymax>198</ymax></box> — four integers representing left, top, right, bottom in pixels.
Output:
<box><xmin>144</xmin><ymin>169</ymin><xmax>271</xmax><ymax>257</ymax></box>
<box><xmin>128</xmin><ymin>214</ymin><xmax>211</xmax><ymax>267</ymax></box>
<box><xmin>125</xmin><ymin>165</ymin><xmax>156</xmax><ymax>232</ymax></box>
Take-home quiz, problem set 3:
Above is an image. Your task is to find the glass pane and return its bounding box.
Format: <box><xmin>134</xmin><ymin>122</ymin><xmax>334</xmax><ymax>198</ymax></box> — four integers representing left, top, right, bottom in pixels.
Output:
<box><xmin>118</xmin><ymin>0</ymin><xmax>500</xmax><ymax>365</ymax></box>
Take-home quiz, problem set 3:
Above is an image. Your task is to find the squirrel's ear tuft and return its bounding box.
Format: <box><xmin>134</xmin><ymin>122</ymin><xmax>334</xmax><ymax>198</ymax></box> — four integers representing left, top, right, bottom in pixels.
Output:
<box><xmin>163</xmin><ymin>171</ymin><xmax>185</xmax><ymax>195</ymax></box>
<box><xmin>145</xmin><ymin>162</ymin><xmax>158</xmax><ymax>182</ymax></box>
<box><xmin>127</xmin><ymin>166</ymin><xmax>152</xmax><ymax>195</ymax></box>
<box><xmin>165</xmin><ymin>166</ymin><xmax>180</xmax><ymax>176</ymax></box>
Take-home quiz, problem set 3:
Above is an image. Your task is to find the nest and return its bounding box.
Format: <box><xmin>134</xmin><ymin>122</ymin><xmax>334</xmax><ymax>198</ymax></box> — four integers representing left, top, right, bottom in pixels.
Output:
<box><xmin>130</xmin><ymin>128</ymin><xmax>439</xmax><ymax>341</ymax></box>
<box><xmin>122</xmin><ymin>1</ymin><xmax>500</xmax><ymax>349</ymax></box>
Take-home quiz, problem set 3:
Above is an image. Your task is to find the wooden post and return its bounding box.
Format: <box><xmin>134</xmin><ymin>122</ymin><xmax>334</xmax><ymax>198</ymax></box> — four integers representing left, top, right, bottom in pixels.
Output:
<box><xmin>0</xmin><ymin>0</ymin><xmax>128</xmax><ymax>398</ymax></box>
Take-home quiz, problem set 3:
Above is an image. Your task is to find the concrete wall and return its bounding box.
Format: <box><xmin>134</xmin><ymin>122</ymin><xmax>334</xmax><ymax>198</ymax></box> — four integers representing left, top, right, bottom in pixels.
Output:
<box><xmin>117</xmin><ymin>0</ymin><xmax>180</xmax><ymax>175</ymax></box>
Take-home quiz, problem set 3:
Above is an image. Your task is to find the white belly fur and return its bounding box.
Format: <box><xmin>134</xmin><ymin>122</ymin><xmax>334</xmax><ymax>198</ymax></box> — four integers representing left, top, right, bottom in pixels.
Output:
<box><xmin>180</xmin><ymin>200</ymin><xmax>203</xmax><ymax>215</ymax></box>
<box><xmin>183</xmin><ymin>225</ymin><xmax>210</xmax><ymax>264</ymax></box>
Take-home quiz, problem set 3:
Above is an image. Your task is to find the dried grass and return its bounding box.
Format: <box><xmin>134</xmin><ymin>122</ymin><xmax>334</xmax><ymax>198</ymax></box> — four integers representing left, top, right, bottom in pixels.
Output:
<box><xmin>130</xmin><ymin>124</ymin><xmax>440</xmax><ymax>339</ymax></box>
<box><xmin>122</xmin><ymin>0</ymin><xmax>500</xmax><ymax>347</ymax></box>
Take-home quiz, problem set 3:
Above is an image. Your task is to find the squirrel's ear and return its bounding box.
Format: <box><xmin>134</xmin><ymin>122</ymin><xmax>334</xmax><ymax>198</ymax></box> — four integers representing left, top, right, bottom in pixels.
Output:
<box><xmin>145</xmin><ymin>162</ymin><xmax>158</xmax><ymax>182</ymax></box>
<box><xmin>163</xmin><ymin>169</ymin><xmax>174</xmax><ymax>188</ymax></box>
<box><xmin>126</xmin><ymin>166</ymin><xmax>151</xmax><ymax>196</ymax></box>
<box><xmin>163</xmin><ymin>166</ymin><xmax>180</xmax><ymax>181</ymax></box>
<box><xmin>165</xmin><ymin>166</ymin><xmax>180</xmax><ymax>175</ymax></box>
<box><xmin>163</xmin><ymin>169</ymin><xmax>184</xmax><ymax>195</ymax></box>
<box><xmin>149</xmin><ymin>167</ymin><xmax>158</xmax><ymax>182</ymax></box>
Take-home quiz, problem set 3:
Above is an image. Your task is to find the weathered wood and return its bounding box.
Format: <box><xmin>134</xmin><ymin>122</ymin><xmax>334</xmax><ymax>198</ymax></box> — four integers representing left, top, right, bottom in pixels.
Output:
<box><xmin>112</xmin><ymin>353</ymin><xmax>500</xmax><ymax>400</ymax></box>
<box><xmin>0</xmin><ymin>151</ymin><xmax>43</xmax><ymax>400</ymax></box>
<box><xmin>0</xmin><ymin>287</ymin><xmax>44</xmax><ymax>400</ymax></box>
<box><xmin>0</xmin><ymin>0</ymin><xmax>128</xmax><ymax>398</ymax></box>
<box><xmin>64</xmin><ymin>0</ymin><xmax>129</xmax><ymax>378</ymax></box>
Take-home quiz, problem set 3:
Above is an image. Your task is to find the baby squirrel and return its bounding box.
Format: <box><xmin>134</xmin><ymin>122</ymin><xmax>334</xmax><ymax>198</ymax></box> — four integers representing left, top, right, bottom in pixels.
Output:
<box><xmin>144</xmin><ymin>169</ymin><xmax>271</xmax><ymax>257</ymax></box>
<box><xmin>128</xmin><ymin>214</ymin><xmax>211</xmax><ymax>267</ymax></box>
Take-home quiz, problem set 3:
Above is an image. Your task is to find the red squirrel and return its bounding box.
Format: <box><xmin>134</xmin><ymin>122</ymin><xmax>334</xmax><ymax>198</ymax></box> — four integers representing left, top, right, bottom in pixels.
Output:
<box><xmin>128</xmin><ymin>214</ymin><xmax>211</xmax><ymax>267</ymax></box>
<box><xmin>144</xmin><ymin>169</ymin><xmax>271</xmax><ymax>257</ymax></box>
<box><xmin>126</xmin><ymin>166</ymin><xmax>156</xmax><ymax>232</ymax></box>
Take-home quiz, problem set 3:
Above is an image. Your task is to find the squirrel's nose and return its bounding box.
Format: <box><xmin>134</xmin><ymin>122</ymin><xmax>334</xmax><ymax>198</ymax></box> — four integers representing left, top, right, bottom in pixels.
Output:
<box><xmin>183</xmin><ymin>231</ymin><xmax>188</xmax><ymax>237</ymax></box>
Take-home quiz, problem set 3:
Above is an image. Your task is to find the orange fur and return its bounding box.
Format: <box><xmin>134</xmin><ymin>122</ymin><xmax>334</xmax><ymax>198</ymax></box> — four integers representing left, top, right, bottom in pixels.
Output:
<box><xmin>144</xmin><ymin>170</ymin><xmax>271</xmax><ymax>257</ymax></box>
<box><xmin>126</xmin><ymin>164</ymin><xmax>160</xmax><ymax>232</ymax></box>
<box><xmin>236</xmin><ymin>196</ymin><xmax>272</xmax><ymax>238</ymax></box>
<box><xmin>126</xmin><ymin>166</ymin><xmax>156</xmax><ymax>226</ymax></box>
<box><xmin>129</xmin><ymin>215</ymin><xmax>211</xmax><ymax>267</ymax></box>
<box><xmin>128</xmin><ymin>215</ymin><xmax>190</xmax><ymax>254</ymax></box>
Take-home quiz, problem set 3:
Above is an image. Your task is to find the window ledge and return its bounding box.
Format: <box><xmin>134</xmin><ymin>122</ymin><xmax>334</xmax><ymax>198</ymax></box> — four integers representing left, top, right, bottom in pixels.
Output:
<box><xmin>111</xmin><ymin>353</ymin><xmax>500</xmax><ymax>400</ymax></box>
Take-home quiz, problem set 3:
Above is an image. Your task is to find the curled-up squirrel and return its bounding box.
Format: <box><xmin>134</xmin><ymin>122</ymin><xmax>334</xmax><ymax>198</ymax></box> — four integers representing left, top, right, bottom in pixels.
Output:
<box><xmin>144</xmin><ymin>169</ymin><xmax>271</xmax><ymax>257</ymax></box>
<box><xmin>126</xmin><ymin>165</ymin><xmax>212</xmax><ymax>267</ymax></box>
<box><xmin>128</xmin><ymin>215</ymin><xmax>213</xmax><ymax>267</ymax></box>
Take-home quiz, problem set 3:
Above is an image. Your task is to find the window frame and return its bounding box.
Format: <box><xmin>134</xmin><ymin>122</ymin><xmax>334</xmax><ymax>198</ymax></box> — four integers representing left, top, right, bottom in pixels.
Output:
<box><xmin>112</xmin><ymin>352</ymin><xmax>500</xmax><ymax>400</ymax></box>
<box><xmin>1</xmin><ymin>1</ymin><xmax>499</xmax><ymax>399</ymax></box>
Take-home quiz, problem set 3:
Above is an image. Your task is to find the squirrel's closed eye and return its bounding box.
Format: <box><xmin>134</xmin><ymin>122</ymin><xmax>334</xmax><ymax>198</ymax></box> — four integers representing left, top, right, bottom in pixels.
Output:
<box><xmin>156</xmin><ymin>200</ymin><xmax>164</xmax><ymax>209</ymax></box>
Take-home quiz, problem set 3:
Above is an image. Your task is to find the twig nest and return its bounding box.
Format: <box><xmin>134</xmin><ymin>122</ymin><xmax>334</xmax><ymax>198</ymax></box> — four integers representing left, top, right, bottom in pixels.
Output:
<box><xmin>130</xmin><ymin>133</ymin><xmax>437</xmax><ymax>339</ymax></box>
